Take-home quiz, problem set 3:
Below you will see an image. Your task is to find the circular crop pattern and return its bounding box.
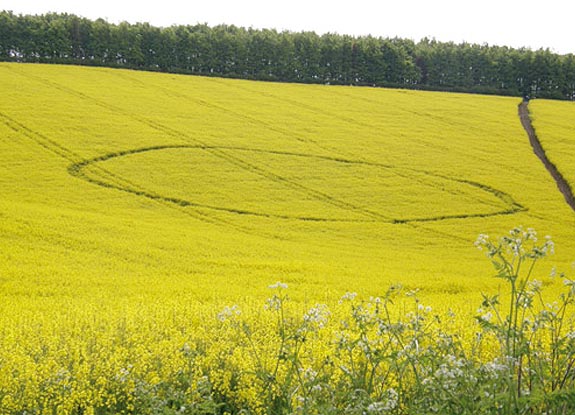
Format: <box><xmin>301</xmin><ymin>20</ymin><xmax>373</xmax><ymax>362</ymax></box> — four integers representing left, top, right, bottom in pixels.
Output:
<box><xmin>69</xmin><ymin>145</ymin><xmax>525</xmax><ymax>223</ymax></box>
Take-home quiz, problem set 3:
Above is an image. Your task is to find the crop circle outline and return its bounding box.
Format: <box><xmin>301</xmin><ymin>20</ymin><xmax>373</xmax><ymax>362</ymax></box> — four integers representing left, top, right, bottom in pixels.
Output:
<box><xmin>68</xmin><ymin>145</ymin><xmax>526</xmax><ymax>223</ymax></box>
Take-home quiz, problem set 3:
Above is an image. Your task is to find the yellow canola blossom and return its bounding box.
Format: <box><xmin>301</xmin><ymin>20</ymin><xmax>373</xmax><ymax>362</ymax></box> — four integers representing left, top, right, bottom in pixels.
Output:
<box><xmin>0</xmin><ymin>63</ymin><xmax>574</xmax><ymax>412</ymax></box>
<box><xmin>530</xmin><ymin>99</ymin><xmax>575</xmax><ymax>188</ymax></box>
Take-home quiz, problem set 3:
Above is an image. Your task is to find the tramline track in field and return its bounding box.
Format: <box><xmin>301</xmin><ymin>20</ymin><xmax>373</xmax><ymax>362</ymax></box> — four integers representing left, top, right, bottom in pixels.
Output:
<box><xmin>519</xmin><ymin>100</ymin><xmax>575</xmax><ymax>213</ymax></box>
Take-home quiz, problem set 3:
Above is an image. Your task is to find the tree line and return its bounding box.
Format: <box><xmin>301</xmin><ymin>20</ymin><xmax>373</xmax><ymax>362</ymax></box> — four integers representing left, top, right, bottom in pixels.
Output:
<box><xmin>1</xmin><ymin>11</ymin><xmax>574</xmax><ymax>100</ymax></box>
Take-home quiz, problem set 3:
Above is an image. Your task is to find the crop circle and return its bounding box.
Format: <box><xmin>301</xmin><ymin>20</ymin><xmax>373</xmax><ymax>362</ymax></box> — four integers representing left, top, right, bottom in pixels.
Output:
<box><xmin>69</xmin><ymin>145</ymin><xmax>525</xmax><ymax>223</ymax></box>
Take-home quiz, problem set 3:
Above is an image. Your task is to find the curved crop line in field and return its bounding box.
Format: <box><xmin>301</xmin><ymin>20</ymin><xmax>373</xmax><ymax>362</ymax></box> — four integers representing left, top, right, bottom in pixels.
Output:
<box><xmin>0</xmin><ymin>104</ymin><xmax>266</xmax><ymax>236</ymax></box>
<box><xmin>3</xmin><ymin>66</ymin><xmax>374</xmax><ymax>234</ymax></box>
<box><xmin>106</xmin><ymin>72</ymin><xmax>511</xmax><ymax>243</ymax></box>
<box><xmin>201</xmin><ymin>78</ymin><xmax>510</xmax><ymax>211</ymax></box>
<box><xmin>106</xmin><ymin>72</ymin><xmax>393</xmax><ymax>221</ymax></box>
<box><xmin>519</xmin><ymin>100</ymin><xmax>575</xmax><ymax>213</ymax></box>
<box><xmin>123</xmin><ymin>73</ymin><xmax>508</xmax><ymax>215</ymax></box>
<box><xmin>69</xmin><ymin>145</ymin><xmax>526</xmax><ymax>224</ymax></box>
<box><xmin>6</xmin><ymin>66</ymin><xmax>392</xmax><ymax>223</ymax></box>
<box><xmin>3</xmin><ymin>66</ymin><xmax>526</xmax><ymax>226</ymax></box>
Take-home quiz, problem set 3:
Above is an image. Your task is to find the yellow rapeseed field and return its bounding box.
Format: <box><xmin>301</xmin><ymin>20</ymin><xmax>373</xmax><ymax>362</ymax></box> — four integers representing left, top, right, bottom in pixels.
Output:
<box><xmin>0</xmin><ymin>63</ymin><xmax>574</xmax><ymax>412</ymax></box>
<box><xmin>530</xmin><ymin>99</ymin><xmax>575</xmax><ymax>187</ymax></box>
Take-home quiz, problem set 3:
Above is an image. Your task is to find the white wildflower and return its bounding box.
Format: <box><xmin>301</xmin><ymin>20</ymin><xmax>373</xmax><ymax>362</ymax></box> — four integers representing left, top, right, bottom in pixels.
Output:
<box><xmin>524</xmin><ymin>227</ymin><xmax>537</xmax><ymax>241</ymax></box>
<box><xmin>475</xmin><ymin>233</ymin><xmax>489</xmax><ymax>249</ymax></box>
<box><xmin>367</xmin><ymin>402</ymin><xmax>385</xmax><ymax>413</ymax></box>
<box><xmin>268</xmin><ymin>281</ymin><xmax>288</xmax><ymax>289</ymax></box>
<box><xmin>367</xmin><ymin>389</ymin><xmax>398</xmax><ymax>414</ymax></box>
<box><xmin>217</xmin><ymin>304</ymin><xmax>241</xmax><ymax>322</ymax></box>
<box><xmin>483</xmin><ymin>360</ymin><xmax>508</xmax><ymax>379</ymax></box>
<box><xmin>116</xmin><ymin>367</ymin><xmax>131</xmax><ymax>383</ymax></box>
<box><xmin>265</xmin><ymin>295</ymin><xmax>282</xmax><ymax>311</ymax></box>
<box><xmin>418</xmin><ymin>303</ymin><xmax>432</xmax><ymax>313</ymax></box>
<box><xmin>550</xmin><ymin>266</ymin><xmax>557</xmax><ymax>277</ymax></box>
<box><xmin>303</xmin><ymin>303</ymin><xmax>330</xmax><ymax>329</ymax></box>
<box><xmin>543</xmin><ymin>238</ymin><xmax>555</xmax><ymax>255</ymax></box>
<box><xmin>302</xmin><ymin>367</ymin><xmax>318</xmax><ymax>382</ymax></box>
<box><xmin>529</xmin><ymin>279</ymin><xmax>542</xmax><ymax>291</ymax></box>
<box><xmin>311</xmin><ymin>384</ymin><xmax>322</xmax><ymax>393</ymax></box>
<box><xmin>339</xmin><ymin>291</ymin><xmax>357</xmax><ymax>303</ymax></box>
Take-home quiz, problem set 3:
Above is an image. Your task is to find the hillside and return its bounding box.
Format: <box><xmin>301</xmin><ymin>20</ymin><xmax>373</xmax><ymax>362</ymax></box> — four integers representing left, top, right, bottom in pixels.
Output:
<box><xmin>1</xmin><ymin>62</ymin><xmax>574</xmax><ymax>302</ymax></box>
<box><xmin>1</xmin><ymin>62</ymin><xmax>574</xmax><ymax>411</ymax></box>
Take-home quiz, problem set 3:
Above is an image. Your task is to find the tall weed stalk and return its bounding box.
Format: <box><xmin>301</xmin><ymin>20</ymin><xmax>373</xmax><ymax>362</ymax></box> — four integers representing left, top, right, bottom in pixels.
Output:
<box><xmin>210</xmin><ymin>227</ymin><xmax>575</xmax><ymax>415</ymax></box>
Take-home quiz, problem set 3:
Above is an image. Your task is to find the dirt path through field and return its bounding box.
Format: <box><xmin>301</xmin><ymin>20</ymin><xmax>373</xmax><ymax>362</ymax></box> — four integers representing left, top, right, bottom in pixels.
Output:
<box><xmin>519</xmin><ymin>100</ymin><xmax>575</xmax><ymax>212</ymax></box>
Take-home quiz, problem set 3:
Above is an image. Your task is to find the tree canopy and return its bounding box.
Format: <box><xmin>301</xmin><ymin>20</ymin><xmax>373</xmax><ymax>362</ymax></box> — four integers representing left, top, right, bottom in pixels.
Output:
<box><xmin>1</xmin><ymin>11</ymin><xmax>574</xmax><ymax>100</ymax></box>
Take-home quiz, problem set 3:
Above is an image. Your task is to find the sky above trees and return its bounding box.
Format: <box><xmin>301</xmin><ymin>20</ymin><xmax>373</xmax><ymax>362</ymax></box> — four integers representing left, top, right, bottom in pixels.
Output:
<box><xmin>2</xmin><ymin>0</ymin><xmax>574</xmax><ymax>55</ymax></box>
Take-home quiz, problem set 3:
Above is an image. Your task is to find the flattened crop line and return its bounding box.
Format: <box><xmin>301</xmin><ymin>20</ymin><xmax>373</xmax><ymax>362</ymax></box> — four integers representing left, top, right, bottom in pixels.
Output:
<box><xmin>208</xmin><ymin>78</ymin><xmax>378</xmax><ymax>131</ymax></box>
<box><xmin>24</xmin><ymin>68</ymin><xmax>390</xmax><ymax>222</ymax></box>
<box><xmin>0</xmin><ymin>110</ymin><xmax>170</xmax><ymax>212</ymax></box>
<box><xmin>211</xmin><ymin>151</ymin><xmax>392</xmax><ymax>222</ymax></box>
<box><xmin>69</xmin><ymin>145</ymin><xmax>381</xmax><ymax>223</ymax></box>
<box><xmin>0</xmin><ymin>107</ymin><xmax>162</xmax><ymax>197</ymax></box>
<box><xmin>195</xmin><ymin>77</ymin><xmax>528</xmax><ymax>242</ymax></box>
<box><xmin>218</xmin><ymin>147</ymin><xmax>525</xmax><ymax>218</ymax></box>
<box><xmin>519</xmin><ymin>100</ymin><xmax>575</xmax><ymax>213</ymax></box>
<box><xmin>239</xmin><ymin>145</ymin><xmax>518</xmax><ymax>213</ymax></box>
<box><xmin>204</xmin><ymin>78</ymin><xmax>459</xmax><ymax>160</ymax></box>
<box><xmin>69</xmin><ymin>149</ymin><xmax>274</xmax><ymax>234</ymax></box>
<box><xmin>4</xmin><ymin>65</ymin><xmax>210</xmax><ymax>146</ymax></box>
<box><xmin>0</xmin><ymin>110</ymin><xmax>79</xmax><ymax>163</ymax></box>
<box><xmin>8</xmin><ymin>66</ymin><xmax>381</xmax><ymax>221</ymax></box>
<box><xmin>0</xmin><ymin>113</ymin><xmax>242</xmax><ymax>232</ymax></box>
<box><xmin>87</xmin><ymin>74</ymin><xmax>395</xmax><ymax>221</ymax></box>
<box><xmin>70</xmin><ymin>145</ymin><xmax>526</xmax><ymax>225</ymax></box>
<box><xmin>0</xmin><ymin>109</ymin><xmax>159</xmax><ymax>200</ymax></box>
<box><xmin>376</xmin><ymin>170</ymin><xmax>526</xmax><ymax>223</ymax></box>
<box><xmin>7</xmin><ymin>67</ymin><xmax>526</xmax><ymax>227</ymax></box>
<box><xmin>253</xmin><ymin>85</ymin><xmax>528</xmax><ymax>231</ymax></box>
<box><xmin>122</xmin><ymin>115</ymin><xmax>393</xmax><ymax>222</ymax></box>
<box><xmin>233</xmin><ymin>83</ymin><xmax>499</xmax><ymax>234</ymax></box>
<box><xmin>2</xmin><ymin>67</ymin><xmax>268</xmax><ymax>230</ymax></box>
<box><xmin>207</xmin><ymin>78</ymin><xmax>450</xmax><ymax>155</ymax></box>
<box><xmin>385</xmin><ymin>167</ymin><xmax>507</xmax><ymax>211</ymax></box>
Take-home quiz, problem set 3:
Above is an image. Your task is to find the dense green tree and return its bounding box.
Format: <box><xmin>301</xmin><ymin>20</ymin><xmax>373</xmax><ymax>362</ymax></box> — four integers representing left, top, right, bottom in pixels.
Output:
<box><xmin>0</xmin><ymin>11</ymin><xmax>573</xmax><ymax>100</ymax></box>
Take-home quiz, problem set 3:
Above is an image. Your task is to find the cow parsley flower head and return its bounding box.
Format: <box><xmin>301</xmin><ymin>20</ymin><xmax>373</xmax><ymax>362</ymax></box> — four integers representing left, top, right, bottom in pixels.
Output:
<box><xmin>475</xmin><ymin>233</ymin><xmax>489</xmax><ymax>249</ymax></box>
<box><xmin>303</xmin><ymin>304</ymin><xmax>330</xmax><ymax>329</ymax></box>
<box><xmin>339</xmin><ymin>291</ymin><xmax>357</xmax><ymax>303</ymax></box>
<box><xmin>265</xmin><ymin>295</ymin><xmax>282</xmax><ymax>311</ymax></box>
<box><xmin>366</xmin><ymin>388</ymin><xmax>398</xmax><ymax>413</ymax></box>
<box><xmin>268</xmin><ymin>281</ymin><xmax>288</xmax><ymax>290</ymax></box>
<box><xmin>217</xmin><ymin>305</ymin><xmax>241</xmax><ymax>322</ymax></box>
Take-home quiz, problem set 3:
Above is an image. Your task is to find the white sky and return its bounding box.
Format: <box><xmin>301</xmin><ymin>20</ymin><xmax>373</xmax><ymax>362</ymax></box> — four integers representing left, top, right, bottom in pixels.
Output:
<box><xmin>2</xmin><ymin>0</ymin><xmax>574</xmax><ymax>54</ymax></box>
